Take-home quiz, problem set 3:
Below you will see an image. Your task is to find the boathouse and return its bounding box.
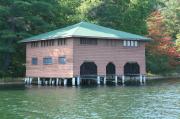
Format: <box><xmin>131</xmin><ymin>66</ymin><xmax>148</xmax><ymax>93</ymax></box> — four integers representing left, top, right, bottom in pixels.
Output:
<box><xmin>20</xmin><ymin>22</ymin><xmax>150</xmax><ymax>86</ymax></box>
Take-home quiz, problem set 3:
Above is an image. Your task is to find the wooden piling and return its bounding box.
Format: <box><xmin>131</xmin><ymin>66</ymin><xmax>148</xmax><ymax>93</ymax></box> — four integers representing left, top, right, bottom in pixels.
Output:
<box><xmin>104</xmin><ymin>76</ymin><xmax>106</xmax><ymax>85</ymax></box>
<box><xmin>77</xmin><ymin>76</ymin><xmax>80</xmax><ymax>86</ymax></box>
<box><xmin>115</xmin><ymin>75</ymin><xmax>118</xmax><ymax>85</ymax></box>
<box><xmin>97</xmin><ymin>76</ymin><xmax>100</xmax><ymax>85</ymax></box>
<box><xmin>72</xmin><ymin>77</ymin><xmax>75</xmax><ymax>86</ymax></box>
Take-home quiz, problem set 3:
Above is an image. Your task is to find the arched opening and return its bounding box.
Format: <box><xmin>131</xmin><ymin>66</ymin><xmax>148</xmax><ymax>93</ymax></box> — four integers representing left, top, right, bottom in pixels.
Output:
<box><xmin>106</xmin><ymin>62</ymin><xmax>116</xmax><ymax>85</ymax></box>
<box><xmin>106</xmin><ymin>62</ymin><xmax>116</xmax><ymax>75</ymax></box>
<box><xmin>80</xmin><ymin>62</ymin><xmax>97</xmax><ymax>76</ymax></box>
<box><xmin>124</xmin><ymin>62</ymin><xmax>140</xmax><ymax>76</ymax></box>
<box><xmin>80</xmin><ymin>62</ymin><xmax>97</xmax><ymax>85</ymax></box>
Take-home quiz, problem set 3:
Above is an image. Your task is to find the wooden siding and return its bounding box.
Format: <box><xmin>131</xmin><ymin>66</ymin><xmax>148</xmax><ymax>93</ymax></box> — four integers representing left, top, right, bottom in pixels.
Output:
<box><xmin>73</xmin><ymin>38</ymin><xmax>146</xmax><ymax>76</ymax></box>
<box><xmin>26</xmin><ymin>38</ymin><xmax>74</xmax><ymax>78</ymax></box>
<box><xmin>26</xmin><ymin>38</ymin><xmax>146</xmax><ymax>78</ymax></box>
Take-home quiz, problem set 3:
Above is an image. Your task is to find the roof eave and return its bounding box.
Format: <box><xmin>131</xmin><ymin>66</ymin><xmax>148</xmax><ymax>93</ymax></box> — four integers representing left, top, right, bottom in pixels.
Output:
<box><xmin>19</xmin><ymin>35</ymin><xmax>151</xmax><ymax>43</ymax></box>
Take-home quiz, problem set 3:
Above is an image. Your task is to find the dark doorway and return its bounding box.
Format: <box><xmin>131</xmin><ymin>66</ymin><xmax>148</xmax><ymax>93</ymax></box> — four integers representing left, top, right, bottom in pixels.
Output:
<box><xmin>80</xmin><ymin>62</ymin><xmax>97</xmax><ymax>76</ymax></box>
<box><xmin>106</xmin><ymin>62</ymin><xmax>116</xmax><ymax>85</ymax></box>
<box><xmin>124</xmin><ymin>62</ymin><xmax>140</xmax><ymax>76</ymax></box>
<box><xmin>106</xmin><ymin>62</ymin><xmax>116</xmax><ymax>75</ymax></box>
<box><xmin>80</xmin><ymin>62</ymin><xmax>97</xmax><ymax>85</ymax></box>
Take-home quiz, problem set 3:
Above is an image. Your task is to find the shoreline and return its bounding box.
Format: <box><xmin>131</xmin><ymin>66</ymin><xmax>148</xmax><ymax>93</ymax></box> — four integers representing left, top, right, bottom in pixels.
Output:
<box><xmin>0</xmin><ymin>76</ymin><xmax>179</xmax><ymax>86</ymax></box>
<box><xmin>146</xmin><ymin>75</ymin><xmax>180</xmax><ymax>80</ymax></box>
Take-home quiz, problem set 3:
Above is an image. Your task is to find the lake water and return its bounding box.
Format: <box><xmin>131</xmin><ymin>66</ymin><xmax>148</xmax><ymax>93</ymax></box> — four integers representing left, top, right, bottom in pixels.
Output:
<box><xmin>0</xmin><ymin>79</ymin><xmax>180</xmax><ymax>119</ymax></box>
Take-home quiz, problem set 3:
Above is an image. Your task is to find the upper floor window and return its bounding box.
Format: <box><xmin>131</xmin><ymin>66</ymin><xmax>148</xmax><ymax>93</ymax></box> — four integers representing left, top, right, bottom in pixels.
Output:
<box><xmin>41</xmin><ymin>40</ymin><xmax>54</xmax><ymax>47</ymax></box>
<box><xmin>106</xmin><ymin>40</ymin><xmax>116</xmax><ymax>46</ymax></box>
<box><xmin>32</xmin><ymin>57</ymin><xmax>38</xmax><ymax>65</ymax></box>
<box><xmin>80</xmin><ymin>38</ymin><xmax>97</xmax><ymax>45</ymax></box>
<box><xmin>59</xmin><ymin>56</ymin><xmax>66</xmax><ymax>64</ymax></box>
<box><xmin>43</xmin><ymin>57</ymin><xmax>52</xmax><ymax>65</ymax></box>
<box><xmin>31</xmin><ymin>42</ymin><xmax>38</xmax><ymax>48</ymax></box>
<box><xmin>58</xmin><ymin>39</ymin><xmax>66</xmax><ymax>45</ymax></box>
<box><xmin>123</xmin><ymin>40</ymin><xmax>139</xmax><ymax>47</ymax></box>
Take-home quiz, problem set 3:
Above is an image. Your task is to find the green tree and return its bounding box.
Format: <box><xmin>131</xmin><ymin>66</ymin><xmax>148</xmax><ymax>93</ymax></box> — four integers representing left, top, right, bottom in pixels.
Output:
<box><xmin>77</xmin><ymin>0</ymin><xmax>159</xmax><ymax>35</ymax></box>
<box><xmin>0</xmin><ymin>0</ymin><xmax>61</xmax><ymax>77</ymax></box>
<box><xmin>160</xmin><ymin>0</ymin><xmax>180</xmax><ymax>38</ymax></box>
<box><xmin>176</xmin><ymin>34</ymin><xmax>180</xmax><ymax>52</ymax></box>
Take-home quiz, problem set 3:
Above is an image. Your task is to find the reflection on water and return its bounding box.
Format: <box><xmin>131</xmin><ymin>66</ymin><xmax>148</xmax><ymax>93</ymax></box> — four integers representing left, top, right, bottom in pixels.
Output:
<box><xmin>0</xmin><ymin>79</ymin><xmax>180</xmax><ymax>119</ymax></box>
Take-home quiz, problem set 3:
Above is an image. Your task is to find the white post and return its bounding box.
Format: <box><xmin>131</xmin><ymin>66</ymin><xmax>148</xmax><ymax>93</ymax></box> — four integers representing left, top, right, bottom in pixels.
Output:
<box><xmin>49</xmin><ymin>78</ymin><xmax>52</xmax><ymax>85</ymax></box>
<box><xmin>45</xmin><ymin>80</ymin><xmax>48</xmax><ymax>85</ymax></box>
<box><xmin>24</xmin><ymin>78</ymin><xmax>27</xmax><ymax>84</ymax></box>
<box><xmin>29</xmin><ymin>77</ymin><xmax>32</xmax><ymax>85</ymax></box>
<box><xmin>143</xmin><ymin>75</ymin><xmax>146</xmax><ymax>84</ymax></box>
<box><xmin>52</xmin><ymin>80</ymin><xmax>55</xmax><ymax>85</ymax></box>
<box><xmin>64</xmin><ymin>79</ymin><xmax>67</xmax><ymax>86</ymax></box>
<box><xmin>122</xmin><ymin>75</ymin><xmax>125</xmax><ymax>85</ymax></box>
<box><xmin>38</xmin><ymin>77</ymin><xmax>41</xmax><ymax>85</ymax></box>
<box><xmin>77</xmin><ymin>76</ymin><xmax>80</xmax><ymax>86</ymax></box>
<box><xmin>140</xmin><ymin>75</ymin><xmax>143</xmax><ymax>85</ymax></box>
<box><xmin>59</xmin><ymin>79</ymin><xmax>62</xmax><ymax>86</ymax></box>
<box><xmin>104</xmin><ymin>76</ymin><xmax>106</xmax><ymax>85</ymax></box>
<box><xmin>115</xmin><ymin>75</ymin><xmax>118</xmax><ymax>85</ymax></box>
<box><xmin>72</xmin><ymin>77</ymin><xmax>75</xmax><ymax>86</ymax></box>
<box><xmin>97</xmin><ymin>76</ymin><xmax>100</xmax><ymax>85</ymax></box>
<box><xmin>56</xmin><ymin>78</ymin><xmax>59</xmax><ymax>86</ymax></box>
<box><xmin>27</xmin><ymin>77</ymin><xmax>29</xmax><ymax>84</ymax></box>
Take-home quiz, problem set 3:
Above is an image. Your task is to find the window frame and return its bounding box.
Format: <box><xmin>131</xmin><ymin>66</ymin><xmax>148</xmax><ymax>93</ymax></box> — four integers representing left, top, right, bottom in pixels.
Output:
<box><xmin>43</xmin><ymin>57</ymin><xmax>53</xmax><ymax>65</ymax></box>
<box><xmin>32</xmin><ymin>57</ymin><xmax>38</xmax><ymax>65</ymax></box>
<box><xmin>80</xmin><ymin>38</ymin><xmax>98</xmax><ymax>45</ymax></box>
<box><xmin>123</xmin><ymin>40</ymin><xmax>139</xmax><ymax>47</ymax></box>
<box><xmin>58</xmin><ymin>38</ymin><xmax>66</xmax><ymax>45</ymax></box>
<box><xmin>58</xmin><ymin>56</ymin><xmax>66</xmax><ymax>64</ymax></box>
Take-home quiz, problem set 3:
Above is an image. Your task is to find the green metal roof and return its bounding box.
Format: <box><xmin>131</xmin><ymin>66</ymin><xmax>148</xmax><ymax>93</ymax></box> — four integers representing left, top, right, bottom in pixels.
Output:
<box><xmin>20</xmin><ymin>22</ymin><xmax>151</xmax><ymax>43</ymax></box>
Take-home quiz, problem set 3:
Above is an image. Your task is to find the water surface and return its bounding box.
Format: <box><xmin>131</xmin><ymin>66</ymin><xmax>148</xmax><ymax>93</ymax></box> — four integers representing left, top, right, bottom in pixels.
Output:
<box><xmin>0</xmin><ymin>79</ymin><xmax>180</xmax><ymax>119</ymax></box>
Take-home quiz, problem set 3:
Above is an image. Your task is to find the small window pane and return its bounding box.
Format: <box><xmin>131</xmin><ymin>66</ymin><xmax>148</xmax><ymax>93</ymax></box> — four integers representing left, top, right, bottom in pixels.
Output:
<box><xmin>135</xmin><ymin>41</ymin><xmax>138</xmax><ymax>47</ymax></box>
<box><xmin>43</xmin><ymin>57</ymin><xmax>52</xmax><ymax>64</ymax></box>
<box><xmin>131</xmin><ymin>41</ymin><xmax>134</xmax><ymax>46</ymax></box>
<box><xmin>127</xmin><ymin>41</ymin><xmax>130</xmax><ymax>46</ymax></box>
<box><xmin>123</xmin><ymin>40</ymin><xmax>127</xmax><ymax>46</ymax></box>
<box><xmin>80</xmin><ymin>38</ymin><xmax>97</xmax><ymax>45</ymax></box>
<box><xmin>32</xmin><ymin>58</ymin><xmax>38</xmax><ymax>65</ymax></box>
<box><xmin>58</xmin><ymin>39</ymin><xmax>66</xmax><ymax>45</ymax></box>
<box><xmin>59</xmin><ymin>57</ymin><xmax>66</xmax><ymax>64</ymax></box>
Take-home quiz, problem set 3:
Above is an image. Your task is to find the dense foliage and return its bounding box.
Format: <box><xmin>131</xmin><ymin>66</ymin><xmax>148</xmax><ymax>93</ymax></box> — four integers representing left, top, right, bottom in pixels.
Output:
<box><xmin>0</xmin><ymin>0</ymin><xmax>179</xmax><ymax>77</ymax></box>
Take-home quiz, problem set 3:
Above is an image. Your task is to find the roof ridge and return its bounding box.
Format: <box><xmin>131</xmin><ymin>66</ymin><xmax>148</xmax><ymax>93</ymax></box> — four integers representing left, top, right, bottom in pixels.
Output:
<box><xmin>69</xmin><ymin>22</ymin><xmax>82</xmax><ymax>36</ymax></box>
<box><xmin>20</xmin><ymin>21</ymin><xmax>151</xmax><ymax>43</ymax></box>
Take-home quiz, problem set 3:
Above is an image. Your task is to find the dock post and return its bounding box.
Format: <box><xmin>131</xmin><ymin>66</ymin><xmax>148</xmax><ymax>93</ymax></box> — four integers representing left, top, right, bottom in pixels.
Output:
<box><xmin>143</xmin><ymin>75</ymin><xmax>146</xmax><ymax>84</ymax></box>
<box><xmin>45</xmin><ymin>79</ymin><xmax>48</xmax><ymax>85</ymax></box>
<box><xmin>115</xmin><ymin>75</ymin><xmax>118</xmax><ymax>85</ymax></box>
<box><xmin>52</xmin><ymin>79</ymin><xmax>55</xmax><ymax>86</ymax></box>
<box><xmin>29</xmin><ymin>77</ymin><xmax>32</xmax><ymax>85</ymax></box>
<box><xmin>59</xmin><ymin>79</ymin><xmax>62</xmax><ymax>86</ymax></box>
<box><xmin>49</xmin><ymin>78</ymin><xmax>52</xmax><ymax>86</ymax></box>
<box><xmin>64</xmin><ymin>79</ymin><xmax>67</xmax><ymax>86</ymax></box>
<box><xmin>56</xmin><ymin>78</ymin><xmax>59</xmax><ymax>86</ymax></box>
<box><xmin>122</xmin><ymin>75</ymin><xmax>125</xmax><ymax>86</ymax></box>
<box><xmin>97</xmin><ymin>76</ymin><xmax>100</xmax><ymax>85</ymax></box>
<box><xmin>77</xmin><ymin>76</ymin><xmax>80</xmax><ymax>86</ymax></box>
<box><xmin>72</xmin><ymin>77</ymin><xmax>75</xmax><ymax>86</ymax></box>
<box><xmin>25</xmin><ymin>78</ymin><xmax>27</xmax><ymax>84</ymax></box>
<box><xmin>27</xmin><ymin>77</ymin><xmax>30</xmax><ymax>85</ymax></box>
<box><xmin>24</xmin><ymin>78</ymin><xmax>27</xmax><ymax>84</ymax></box>
<box><xmin>140</xmin><ymin>75</ymin><xmax>143</xmax><ymax>85</ymax></box>
<box><xmin>104</xmin><ymin>76</ymin><xmax>106</xmax><ymax>85</ymax></box>
<box><xmin>38</xmin><ymin>77</ymin><xmax>41</xmax><ymax>85</ymax></box>
<box><xmin>27</xmin><ymin>77</ymin><xmax>29</xmax><ymax>84</ymax></box>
